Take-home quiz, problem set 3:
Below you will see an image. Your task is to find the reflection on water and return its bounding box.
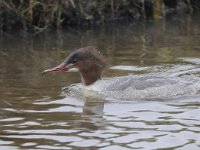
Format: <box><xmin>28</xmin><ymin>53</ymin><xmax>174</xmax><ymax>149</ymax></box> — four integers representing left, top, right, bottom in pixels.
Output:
<box><xmin>0</xmin><ymin>17</ymin><xmax>200</xmax><ymax>149</ymax></box>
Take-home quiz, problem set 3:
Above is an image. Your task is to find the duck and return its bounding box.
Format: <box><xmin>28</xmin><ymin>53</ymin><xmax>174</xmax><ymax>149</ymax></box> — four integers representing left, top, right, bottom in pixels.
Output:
<box><xmin>42</xmin><ymin>46</ymin><xmax>200</xmax><ymax>100</ymax></box>
<box><xmin>42</xmin><ymin>46</ymin><xmax>106</xmax><ymax>86</ymax></box>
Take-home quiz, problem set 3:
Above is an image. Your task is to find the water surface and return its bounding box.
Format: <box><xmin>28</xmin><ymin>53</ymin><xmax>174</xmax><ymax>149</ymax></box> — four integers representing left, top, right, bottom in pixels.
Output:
<box><xmin>0</xmin><ymin>17</ymin><xmax>200</xmax><ymax>149</ymax></box>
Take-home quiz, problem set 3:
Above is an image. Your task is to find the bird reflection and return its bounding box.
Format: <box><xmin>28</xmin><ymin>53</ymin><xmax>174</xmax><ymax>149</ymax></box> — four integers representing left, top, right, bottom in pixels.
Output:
<box><xmin>81</xmin><ymin>97</ymin><xmax>106</xmax><ymax>129</ymax></box>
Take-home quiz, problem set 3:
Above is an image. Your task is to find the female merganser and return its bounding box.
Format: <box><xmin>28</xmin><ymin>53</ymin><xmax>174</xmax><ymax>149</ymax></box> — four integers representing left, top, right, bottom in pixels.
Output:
<box><xmin>42</xmin><ymin>46</ymin><xmax>200</xmax><ymax>100</ymax></box>
<box><xmin>42</xmin><ymin>46</ymin><xmax>106</xmax><ymax>86</ymax></box>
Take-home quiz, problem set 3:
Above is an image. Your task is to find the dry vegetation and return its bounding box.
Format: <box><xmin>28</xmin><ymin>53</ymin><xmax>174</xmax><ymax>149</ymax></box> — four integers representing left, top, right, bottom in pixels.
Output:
<box><xmin>0</xmin><ymin>0</ymin><xmax>199</xmax><ymax>32</ymax></box>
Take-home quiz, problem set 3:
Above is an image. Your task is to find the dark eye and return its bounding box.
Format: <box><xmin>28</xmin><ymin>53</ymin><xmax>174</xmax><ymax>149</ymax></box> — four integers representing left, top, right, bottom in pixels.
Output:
<box><xmin>68</xmin><ymin>52</ymin><xmax>79</xmax><ymax>64</ymax></box>
<box><xmin>71</xmin><ymin>59</ymin><xmax>78</xmax><ymax>64</ymax></box>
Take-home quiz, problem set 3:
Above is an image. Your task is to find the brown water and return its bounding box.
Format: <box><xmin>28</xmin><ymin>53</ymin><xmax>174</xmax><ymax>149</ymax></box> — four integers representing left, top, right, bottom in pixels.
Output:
<box><xmin>0</xmin><ymin>16</ymin><xmax>200</xmax><ymax>150</ymax></box>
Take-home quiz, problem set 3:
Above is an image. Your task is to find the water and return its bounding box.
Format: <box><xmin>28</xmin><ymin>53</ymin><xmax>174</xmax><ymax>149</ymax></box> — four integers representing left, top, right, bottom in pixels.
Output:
<box><xmin>0</xmin><ymin>16</ymin><xmax>200</xmax><ymax>149</ymax></box>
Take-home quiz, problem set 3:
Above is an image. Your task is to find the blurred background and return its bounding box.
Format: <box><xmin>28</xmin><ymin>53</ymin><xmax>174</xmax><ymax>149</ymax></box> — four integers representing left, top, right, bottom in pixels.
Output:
<box><xmin>0</xmin><ymin>0</ymin><xmax>200</xmax><ymax>32</ymax></box>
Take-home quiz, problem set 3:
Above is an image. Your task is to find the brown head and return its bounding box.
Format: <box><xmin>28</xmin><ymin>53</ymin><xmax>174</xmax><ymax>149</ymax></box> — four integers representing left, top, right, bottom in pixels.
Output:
<box><xmin>42</xmin><ymin>46</ymin><xmax>106</xmax><ymax>86</ymax></box>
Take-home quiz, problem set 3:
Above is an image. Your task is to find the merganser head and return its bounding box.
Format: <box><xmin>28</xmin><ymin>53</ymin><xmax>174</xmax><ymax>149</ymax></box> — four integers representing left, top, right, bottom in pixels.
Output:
<box><xmin>42</xmin><ymin>46</ymin><xmax>106</xmax><ymax>86</ymax></box>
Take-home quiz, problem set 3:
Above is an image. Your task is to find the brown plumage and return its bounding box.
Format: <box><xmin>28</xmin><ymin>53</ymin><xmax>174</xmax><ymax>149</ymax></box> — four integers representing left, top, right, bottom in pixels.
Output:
<box><xmin>42</xmin><ymin>46</ymin><xmax>107</xmax><ymax>86</ymax></box>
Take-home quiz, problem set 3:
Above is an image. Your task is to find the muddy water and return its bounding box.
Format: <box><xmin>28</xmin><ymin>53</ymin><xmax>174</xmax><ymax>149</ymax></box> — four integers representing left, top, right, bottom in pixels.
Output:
<box><xmin>0</xmin><ymin>17</ymin><xmax>200</xmax><ymax>149</ymax></box>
